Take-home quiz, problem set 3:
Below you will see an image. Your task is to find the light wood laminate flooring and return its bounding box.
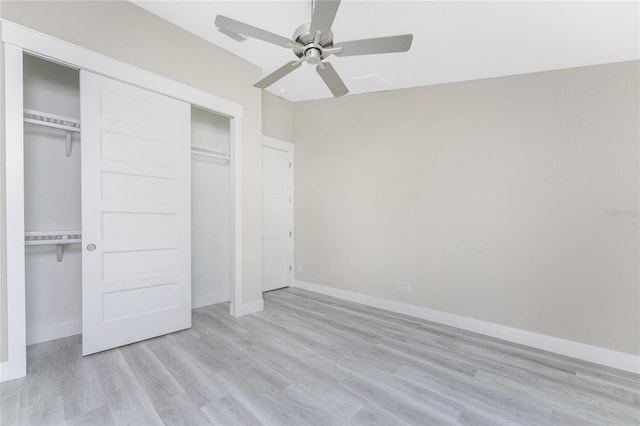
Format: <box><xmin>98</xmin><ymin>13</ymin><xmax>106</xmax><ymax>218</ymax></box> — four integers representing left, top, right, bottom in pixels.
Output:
<box><xmin>1</xmin><ymin>287</ymin><xmax>639</xmax><ymax>425</ymax></box>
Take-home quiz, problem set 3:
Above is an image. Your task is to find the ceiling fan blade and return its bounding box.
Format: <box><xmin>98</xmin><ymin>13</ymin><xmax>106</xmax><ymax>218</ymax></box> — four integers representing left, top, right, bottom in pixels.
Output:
<box><xmin>254</xmin><ymin>61</ymin><xmax>303</xmax><ymax>89</ymax></box>
<box><xmin>215</xmin><ymin>15</ymin><xmax>294</xmax><ymax>48</ymax></box>
<box><xmin>217</xmin><ymin>28</ymin><xmax>248</xmax><ymax>43</ymax></box>
<box><xmin>310</xmin><ymin>0</ymin><xmax>341</xmax><ymax>38</ymax></box>
<box><xmin>335</xmin><ymin>34</ymin><xmax>413</xmax><ymax>57</ymax></box>
<box><xmin>316</xmin><ymin>62</ymin><xmax>349</xmax><ymax>97</ymax></box>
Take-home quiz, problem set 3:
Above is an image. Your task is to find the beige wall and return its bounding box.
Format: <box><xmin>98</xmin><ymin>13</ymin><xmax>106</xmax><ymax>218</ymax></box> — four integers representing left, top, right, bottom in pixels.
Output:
<box><xmin>262</xmin><ymin>92</ymin><xmax>294</xmax><ymax>143</ymax></box>
<box><xmin>293</xmin><ymin>61</ymin><xmax>640</xmax><ymax>355</ymax></box>
<box><xmin>0</xmin><ymin>1</ymin><xmax>264</xmax><ymax>362</ymax></box>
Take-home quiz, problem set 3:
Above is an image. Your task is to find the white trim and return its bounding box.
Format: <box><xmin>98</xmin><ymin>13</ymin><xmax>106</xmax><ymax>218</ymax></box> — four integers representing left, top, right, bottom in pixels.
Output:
<box><xmin>1</xmin><ymin>20</ymin><xmax>245</xmax><ymax>381</ymax></box>
<box><xmin>4</xmin><ymin>42</ymin><xmax>26</xmax><ymax>382</ymax></box>
<box><xmin>26</xmin><ymin>320</ymin><xmax>81</xmax><ymax>346</ymax></box>
<box><xmin>193</xmin><ymin>291</ymin><xmax>229</xmax><ymax>309</ymax></box>
<box><xmin>263</xmin><ymin>135</ymin><xmax>295</xmax><ymax>153</ymax></box>
<box><xmin>230</xmin><ymin>116</ymin><xmax>245</xmax><ymax>317</ymax></box>
<box><xmin>230</xmin><ymin>299</ymin><xmax>264</xmax><ymax>317</ymax></box>
<box><xmin>262</xmin><ymin>136</ymin><xmax>295</xmax><ymax>291</ymax></box>
<box><xmin>0</xmin><ymin>362</ymin><xmax>9</xmax><ymax>382</ymax></box>
<box><xmin>1</xmin><ymin>21</ymin><xmax>243</xmax><ymax>119</ymax></box>
<box><xmin>293</xmin><ymin>280</ymin><xmax>640</xmax><ymax>375</ymax></box>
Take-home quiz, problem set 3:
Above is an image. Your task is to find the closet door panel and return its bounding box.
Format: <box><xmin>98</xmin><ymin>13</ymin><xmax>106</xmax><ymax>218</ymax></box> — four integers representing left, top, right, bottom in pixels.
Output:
<box><xmin>101</xmin><ymin>213</ymin><xmax>178</xmax><ymax>249</ymax></box>
<box><xmin>101</xmin><ymin>172</ymin><xmax>177</xmax><ymax>203</ymax></box>
<box><xmin>101</xmin><ymin>131</ymin><xmax>177</xmax><ymax>169</ymax></box>
<box><xmin>81</xmin><ymin>71</ymin><xmax>191</xmax><ymax>355</ymax></box>
<box><xmin>102</xmin><ymin>249</ymin><xmax>178</xmax><ymax>282</ymax></box>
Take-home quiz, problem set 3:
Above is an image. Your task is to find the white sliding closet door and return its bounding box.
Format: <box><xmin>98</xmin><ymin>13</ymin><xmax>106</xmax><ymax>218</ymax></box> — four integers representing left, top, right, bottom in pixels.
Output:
<box><xmin>80</xmin><ymin>71</ymin><xmax>191</xmax><ymax>355</ymax></box>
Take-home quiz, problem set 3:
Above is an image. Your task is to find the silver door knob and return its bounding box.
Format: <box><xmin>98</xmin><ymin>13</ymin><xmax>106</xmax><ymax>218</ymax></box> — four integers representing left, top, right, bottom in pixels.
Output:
<box><xmin>87</xmin><ymin>244</ymin><xmax>96</xmax><ymax>251</ymax></box>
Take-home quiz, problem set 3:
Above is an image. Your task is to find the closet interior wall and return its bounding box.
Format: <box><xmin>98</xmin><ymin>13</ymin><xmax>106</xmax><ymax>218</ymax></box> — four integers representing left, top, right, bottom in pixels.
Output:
<box><xmin>23</xmin><ymin>54</ymin><xmax>81</xmax><ymax>345</ymax></box>
<box><xmin>191</xmin><ymin>107</ymin><xmax>231</xmax><ymax>307</ymax></box>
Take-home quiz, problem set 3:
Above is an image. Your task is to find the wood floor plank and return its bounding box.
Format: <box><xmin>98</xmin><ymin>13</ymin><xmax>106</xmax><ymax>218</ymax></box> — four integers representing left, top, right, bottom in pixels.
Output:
<box><xmin>153</xmin><ymin>391</ymin><xmax>213</xmax><ymax>426</ymax></box>
<box><xmin>349</xmin><ymin>403</ymin><xmax>411</xmax><ymax>426</ymax></box>
<box><xmin>145</xmin><ymin>336</ymin><xmax>227</xmax><ymax>407</ymax></box>
<box><xmin>211</xmin><ymin>370</ymin><xmax>309</xmax><ymax>426</ymax></box>
<box><xmin>63</xmin><ymin>405</ymin><xmax>115</xmax><ymax>426</ymax></box>
<box><xmin>341</xmin><ymin>374</ymin><xmax>453</xmax><ymax>425</ymax></box>
<box><xmin>17</xmin><ymin>340</ymin><xmax>67</xmax><ymax>409</ymax></box>
<box><xmin>218</xmin><ymin>314</ymin><xmax>368</xmax><ymax>420</ymax></box>
<box><xmin>207</xmin><ymin>327</ymin><xmax>366</xmax><ymax>419</ymax></box>
<box><xmin>0</xmin><ymin>378</ymin><xmax>23</xmax><ymax>425</ymax></box>
<box><xmin>201</xmin><ymin>394</ymin><xmax>262</xmax><ymax>426</ymax></box>
<box><xmin>89</xmin><ymin>350</ymin><xmax>163</xmax><ymax>425</ymax></box>
<box><xmin>394</xmin><ymin>364</ymin><xmax>557</xmax><ymax>425</ymax></box>
<box><xmin>59</xmin><ymin>339</ymin><xmax>107</xmax><ymax>420</ymax></box>
<box><xmin>11</xmin><ymin>395</ymin><xmax>65</xmax><ymax>426</ymax></box>
<box><xmin>120</xmin><ymin>342</ymin><xmax>186</xmax><ymax>406</ymax></box>
<box><xmin>2</xmin><ymin>287</ymin><xmax>638</xmax><ymax>426</ymax></box>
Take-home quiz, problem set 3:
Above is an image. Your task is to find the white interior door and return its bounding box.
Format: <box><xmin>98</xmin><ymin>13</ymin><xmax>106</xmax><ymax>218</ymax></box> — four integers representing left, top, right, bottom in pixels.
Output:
<box><xmin>81</xmin><ymin>71</ymin><xmax>191</xmax><ymax>355</ymax></box>
<box><xmin>262</xmin><ymin>138</ymin><xmax>293</xmax><ymax>292</ymax></box>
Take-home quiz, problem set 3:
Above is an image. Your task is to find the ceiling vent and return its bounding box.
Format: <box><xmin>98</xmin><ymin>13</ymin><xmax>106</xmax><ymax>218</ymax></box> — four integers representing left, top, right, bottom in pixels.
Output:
<box><xmin>349</xmin><ymin>74</ymin><xmax>389</xmax><ymax>93</ymax></box>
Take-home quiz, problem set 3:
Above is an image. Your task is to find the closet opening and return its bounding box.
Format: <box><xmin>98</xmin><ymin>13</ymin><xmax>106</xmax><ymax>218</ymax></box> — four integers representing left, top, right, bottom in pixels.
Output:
<box><xmin>191</xmin><ymin>107</ymin><xmax>232</xmax><ymax>308</ymax></box>
<box><xmin>21</xmin><ymin>54</ymin><xmax>236</xmax><ymax>353</ymax></box>
<box><xmin>23</xmin><ymin>54</ymin><xmax>82</xmax><ymax>346</ymax></box>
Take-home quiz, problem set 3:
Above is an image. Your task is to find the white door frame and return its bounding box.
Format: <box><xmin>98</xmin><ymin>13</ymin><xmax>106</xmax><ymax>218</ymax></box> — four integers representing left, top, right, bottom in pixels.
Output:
<box><xmin>262</xmin><ymin>136</ymin><xmax>294</xmax><ymax>292</ymax></box>
<box><xmin>1</xmin><ymin>20</ymin><xmax>245</xmax><ymax>381</ymax></box>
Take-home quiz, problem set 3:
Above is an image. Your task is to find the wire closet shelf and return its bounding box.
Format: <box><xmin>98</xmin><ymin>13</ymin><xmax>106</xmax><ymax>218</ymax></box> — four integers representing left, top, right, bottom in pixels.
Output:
<box><xmin>23</xmin><ymin>109</ymin><xmax>80</xmax><ymax>157</ymax></box>
<box><xmin>24</xmin><ymin>231</ymin><xmax>82</xmax><ymax>262</ymax></box>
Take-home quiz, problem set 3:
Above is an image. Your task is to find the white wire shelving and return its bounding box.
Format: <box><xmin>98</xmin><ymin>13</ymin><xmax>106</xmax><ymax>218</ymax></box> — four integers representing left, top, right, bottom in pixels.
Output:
<box><xmin>25</xmin><ymin>230</ymin><xmax>82</xmax><ymax>262</ymax></box>
<box><xmin>23</xmin><ymin>109</ymin><xmax>80</xmax><ymax>157</ymax></box>
<box><xmin>191</xmin><ymin>145</ymin><xmax>230</xmax><ymax>161</ymax></box>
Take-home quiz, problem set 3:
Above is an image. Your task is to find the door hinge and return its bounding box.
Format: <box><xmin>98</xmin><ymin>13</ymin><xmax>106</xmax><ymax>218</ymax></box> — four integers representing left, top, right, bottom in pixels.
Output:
<box><xmin>289</xmin><ymin>265</ymin><xmax>292</xmax><ymax>271</ymax></box>
<box><xmin>289</xmin><ymin>231</ymin><xmax>292</xmax><ymax>237</ymax></box>
<box><xmin>289</xmin><ymin>161</ymin><xmax>292</xmax><ymax>168</ymax></box>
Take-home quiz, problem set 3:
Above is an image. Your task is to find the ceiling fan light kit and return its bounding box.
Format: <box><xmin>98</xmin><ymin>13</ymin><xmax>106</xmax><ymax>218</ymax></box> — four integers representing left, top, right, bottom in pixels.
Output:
<box><xmin>214</xmin><ymin>0</ymin><xmax>413</xmax><ymax>98</ymax></box>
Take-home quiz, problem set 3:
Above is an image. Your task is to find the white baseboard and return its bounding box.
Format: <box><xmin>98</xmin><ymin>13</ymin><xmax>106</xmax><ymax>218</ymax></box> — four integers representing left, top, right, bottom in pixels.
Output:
<box><xmin>0</xmin><ymin>362</ymin><xmax>8</xmax><ymax>382</ymax></box>
<box><xmin>193</xmin><ymin>291</ymin><xmax>229</xmax><ymax>309</ymax></box>
<box><xmin>26</xmin><ymin>320</ymin><xmax>82</xmax><ymax>346</ymax></box>
<box><xmin>293</xmin><ymin>280</ymin><xmax>640</xmax><ymax>375</ymax></box>
<box><xmin>23</xmin><ymin>292</ymin><xmax>233</xmax><ymax>346</ymax></box>
<box><xmin>230</xmin><ymin>299</ymin><xmax>264</xmax><ymax>317</ymax></box>
<box><xmin>0</xmin><ymin>359</ymin><xmax>26</xmax><ymax>383</ymax></box>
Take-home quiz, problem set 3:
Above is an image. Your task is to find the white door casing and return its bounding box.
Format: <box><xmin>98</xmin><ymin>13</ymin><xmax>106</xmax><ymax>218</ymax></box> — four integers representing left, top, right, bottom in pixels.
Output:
<box><xmin>81</xmin><ymin>71</ymin><xmax>192</xmax><ymax>355</ymax></box>
<box><xmin>262</xmin><ymin>137</ymin><xmax>294</xmax><ymax>292</ymax></box>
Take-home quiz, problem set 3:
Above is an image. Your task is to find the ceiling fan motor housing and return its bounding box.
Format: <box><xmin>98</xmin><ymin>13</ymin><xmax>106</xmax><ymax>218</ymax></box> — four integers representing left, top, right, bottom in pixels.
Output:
<box><xmin>293</xmin><ymin>22</ymin><xmax>334</xmax><ymax>63</ymax></box>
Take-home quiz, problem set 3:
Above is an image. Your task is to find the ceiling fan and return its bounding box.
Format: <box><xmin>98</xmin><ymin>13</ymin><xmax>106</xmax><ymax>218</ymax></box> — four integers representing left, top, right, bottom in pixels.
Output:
<box><xmin>215</xmin><ymin>0</ymin><xmax>413</xmax><ymax>97</ymax></box>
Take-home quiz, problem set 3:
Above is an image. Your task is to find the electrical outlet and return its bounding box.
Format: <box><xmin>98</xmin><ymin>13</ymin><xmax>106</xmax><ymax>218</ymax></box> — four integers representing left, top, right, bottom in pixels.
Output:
<box><xmin>396</xmin><ymin>281</ymin><xmax>411</xmax><ymax>293</ymax></box>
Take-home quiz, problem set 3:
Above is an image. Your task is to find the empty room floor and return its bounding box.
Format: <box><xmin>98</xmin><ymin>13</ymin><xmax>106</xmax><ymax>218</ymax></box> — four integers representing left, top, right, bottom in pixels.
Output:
<box><xmin>1</xmin><ymin>287</ymin><xmax>638</xmax><ymax>425</ymax></box>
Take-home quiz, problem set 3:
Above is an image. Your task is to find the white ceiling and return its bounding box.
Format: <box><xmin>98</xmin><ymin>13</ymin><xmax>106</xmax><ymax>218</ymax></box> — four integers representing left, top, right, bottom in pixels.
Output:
<box><xmin>132</xmin><ymin>1</ymin><xmax>639</xmax><ymax>102</ymax></box>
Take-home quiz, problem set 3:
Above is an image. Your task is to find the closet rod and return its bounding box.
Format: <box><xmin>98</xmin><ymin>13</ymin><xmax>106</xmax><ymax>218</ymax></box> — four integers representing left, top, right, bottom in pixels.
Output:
<box><xmin>191</xmin><ymin>145</ymin><xmax>230</xmax><ymax>161</ymax></box>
